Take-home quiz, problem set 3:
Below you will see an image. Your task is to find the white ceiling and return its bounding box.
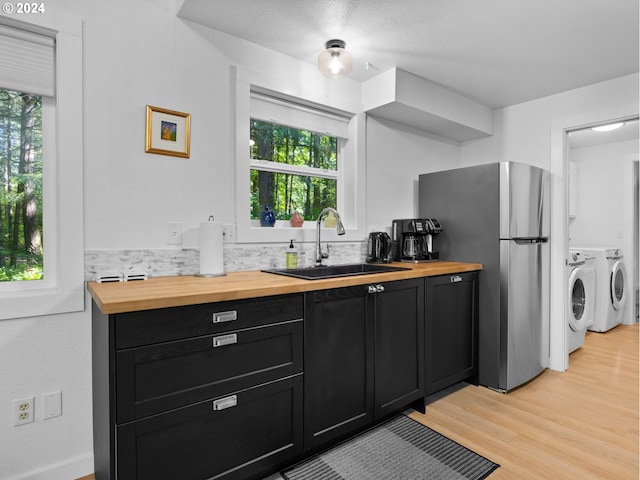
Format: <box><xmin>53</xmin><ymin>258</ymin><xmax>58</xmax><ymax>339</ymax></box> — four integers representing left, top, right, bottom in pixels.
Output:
<box><xmin>177</xmin><ymin>0</ymin><xmax>639</xmax><ymax>109</ymax></box>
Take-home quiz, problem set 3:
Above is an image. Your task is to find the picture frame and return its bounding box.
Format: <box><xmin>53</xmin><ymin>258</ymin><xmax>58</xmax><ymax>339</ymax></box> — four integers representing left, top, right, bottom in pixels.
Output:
<box><xmin>145</xmin><ymin>105</ymin><xmax>191</xmax><ymax>158</ymax></box>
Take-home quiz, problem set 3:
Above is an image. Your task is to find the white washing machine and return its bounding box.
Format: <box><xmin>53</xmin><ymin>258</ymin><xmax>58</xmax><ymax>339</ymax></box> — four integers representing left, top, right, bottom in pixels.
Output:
<box><xmin>567</xmin><ymin>250</ymin><xmax>595</xmax><ymax>353</ymax></box>
<box><xmin>576</xmin><ymin>248</ymin><xmax>627</xmax><ymax>332</ymax></box>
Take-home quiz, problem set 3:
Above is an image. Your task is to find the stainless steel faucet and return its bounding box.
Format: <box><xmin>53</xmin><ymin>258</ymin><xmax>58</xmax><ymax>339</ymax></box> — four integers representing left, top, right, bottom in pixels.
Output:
<box><xmin>315</xmin><ymin>207</ymin><xmax>346</xmax><ymax>266</ymax></box>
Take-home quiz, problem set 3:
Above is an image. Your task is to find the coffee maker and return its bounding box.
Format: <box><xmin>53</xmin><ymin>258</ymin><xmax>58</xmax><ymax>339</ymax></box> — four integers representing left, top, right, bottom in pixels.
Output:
<box><xmin>391</xmin><ymin>218</ymin><xmax>443</xmax><ymax>262</ymax></box>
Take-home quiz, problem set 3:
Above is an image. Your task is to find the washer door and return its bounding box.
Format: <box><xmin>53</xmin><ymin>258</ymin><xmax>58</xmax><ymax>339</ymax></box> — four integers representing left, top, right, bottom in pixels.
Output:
<box><xmin>610</xmin><ymin>260</ymin><xmax>627</xmax><ymax>311</ymax></box>
<box><xmin>568</xmin><ymin>268</ymin><xmax>587</xmax><ymax>332</ymax></box>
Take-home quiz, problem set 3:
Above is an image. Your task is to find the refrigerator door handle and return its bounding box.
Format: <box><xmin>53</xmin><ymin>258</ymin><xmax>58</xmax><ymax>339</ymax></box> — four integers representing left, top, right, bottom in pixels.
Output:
<box><xmin>512</xmin><ymin>237</ymin><xmax>549</xmax><ymax>244</ymax></box>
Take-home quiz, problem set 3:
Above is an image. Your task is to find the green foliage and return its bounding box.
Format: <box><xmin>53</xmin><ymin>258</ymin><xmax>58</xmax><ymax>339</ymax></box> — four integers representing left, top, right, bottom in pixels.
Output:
<box><xmin>249</xmin><ymin>119</ymin><xmax>338</xmax><ymax>221</ymax></box>
<box><xmin>0</xmin><ymin>252</ymin><xmax>43</xmax><ymax>281</ymax></box>
<box><xmin>0</xmin><ymin>89</ymin><xmax>44</xmax><ymax>282</ymax></box>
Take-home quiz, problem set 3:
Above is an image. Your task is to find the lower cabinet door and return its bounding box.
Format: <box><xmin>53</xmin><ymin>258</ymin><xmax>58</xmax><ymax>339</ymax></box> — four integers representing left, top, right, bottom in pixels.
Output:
<box><xmin>304</xmin><ymin>286</ymin><xmax>375</xmax><ymax>451</ymax></box>
<box><xmin>374</xmin><ymin>278</ymin><xmax>425</xmax><ymax>418</ymax></box>
<box><xmin>425</xmin><ymin>272</ymin><xmax>479</xmax><ymax>395</ymax></box>
<box><xmin>116</xmin><ymin>374</ymin><xmax>303</xmax><ymax>480</ymax></box>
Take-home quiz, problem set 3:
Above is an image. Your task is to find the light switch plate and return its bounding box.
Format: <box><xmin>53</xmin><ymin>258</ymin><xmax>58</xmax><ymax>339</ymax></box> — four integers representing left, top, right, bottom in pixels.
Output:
<box><xmin>42</xmin><ymin>391</ymin><xmax>62</xmax><ymax>419</ymax></box>
<box><xmin>167</xmin><ymin>222</ymin><xmax>183</xmax><ymax>245</ymax></box>
<box><xmin>222</xmin><ymin>224</ymin><xmax>236</xmax><ymax>243</ymax></box>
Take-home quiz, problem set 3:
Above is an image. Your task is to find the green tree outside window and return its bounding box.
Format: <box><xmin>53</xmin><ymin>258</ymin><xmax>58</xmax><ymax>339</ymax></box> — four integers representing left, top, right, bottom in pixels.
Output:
<box><xmin>0</xmin><ymin>90</ymin><xmax>44</xmax><ymax>281</ymax></box>
<box><xmin>250</xmin><ymin>119</ymin><xmax>338</xmax><ymax>221</ymax></box>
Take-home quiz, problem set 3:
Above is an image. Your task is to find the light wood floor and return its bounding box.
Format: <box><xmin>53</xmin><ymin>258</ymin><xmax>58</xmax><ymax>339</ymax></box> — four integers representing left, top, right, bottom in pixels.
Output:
<box><xmin>79</xmin><ymin>324</ymin><xmax>638</xmax><ymax>480</ymax></box>
<box><xmin>410</xmin><ymin>323</ymin><xmax>639</xmax><ymax>479</ymax></box>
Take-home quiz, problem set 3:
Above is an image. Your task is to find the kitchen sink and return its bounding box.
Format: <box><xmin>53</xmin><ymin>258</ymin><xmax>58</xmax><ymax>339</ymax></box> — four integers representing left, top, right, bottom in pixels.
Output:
<box><xmin>262</xmin><ymin>263</ymin><xmax>410</xmax><ymax>280</ymax></box>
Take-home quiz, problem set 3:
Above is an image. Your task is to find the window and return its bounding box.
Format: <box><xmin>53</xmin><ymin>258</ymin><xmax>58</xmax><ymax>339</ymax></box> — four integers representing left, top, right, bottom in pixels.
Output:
<box><xmin>0</xmin><ymin>90</ymin><xmax>44</xmax><ymax>282</ymax></box>
<box><xmin>0</xmin><ymin>15</ymin><xmax>83</xmax><ymax>320</ymax></box>
<box><xmin>234</xmin><ymin>73</ymin><xmax>365</xmax><ymax>244</ymax></box>
<box><xmin>249</xmin><ymin>93</ymin><xmax>345</xmax><ymax>222</ymax></box>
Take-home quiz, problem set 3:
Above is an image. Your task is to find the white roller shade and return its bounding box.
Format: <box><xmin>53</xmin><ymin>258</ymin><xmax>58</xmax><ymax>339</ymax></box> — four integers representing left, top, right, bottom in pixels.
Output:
<box><xmin>251</xmin><ymin>92</ymin><xmax>350</xmax><ymax>139</ymax></box>
<box><xmin>0</xmin><ymin>23</ymin><xmax>55</xmax><ymax>97</ymax></box>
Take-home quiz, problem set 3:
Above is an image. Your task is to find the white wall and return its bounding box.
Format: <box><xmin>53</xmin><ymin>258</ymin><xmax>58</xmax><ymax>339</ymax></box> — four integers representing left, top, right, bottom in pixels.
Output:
<box><xmin>461</xmin><ymin>74</ymin><xmax>639</xmax><ymax>170</ymax></box>
<box><xmin>365</xmin><ymin>117</ymin><xmax>460</xmax><ymax>232</ymax></box>
<box><xmin>0</xmin><ymin>306</ymin><xmax>93</xmax><ymax>480</ymax></box>
<box><xmin>569</xmin><ymin>139</ymin><xmax>639</xmax><ymax>247</ymax></box>
<box><xmin>0</xmin><ymin>0</ymin><xmax>637</xmax><ymax>478</ymax></box>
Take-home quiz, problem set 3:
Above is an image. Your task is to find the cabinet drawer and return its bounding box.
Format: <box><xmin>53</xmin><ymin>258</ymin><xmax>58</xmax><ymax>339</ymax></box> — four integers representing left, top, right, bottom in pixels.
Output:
<box><xmin>116</xmin><ymin>320</ymin><xmax>302</xmax><ymax>423</ymax></box>
<box><xmin>116</xmin><ymin>374</ymin><xmax>303</xmax><ymax>480</ymax></box>
<box><xmin>114</xmin><ymin>294</ymin><xmax>303</xmax><ymax>349</ymax></box>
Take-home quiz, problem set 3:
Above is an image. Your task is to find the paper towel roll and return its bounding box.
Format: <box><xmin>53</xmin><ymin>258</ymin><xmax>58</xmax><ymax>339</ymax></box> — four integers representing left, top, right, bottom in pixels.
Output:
<box><xmin>199</xmin><ymin>220</ymin><xmax>225</xmax><ymax>277</ymax></box>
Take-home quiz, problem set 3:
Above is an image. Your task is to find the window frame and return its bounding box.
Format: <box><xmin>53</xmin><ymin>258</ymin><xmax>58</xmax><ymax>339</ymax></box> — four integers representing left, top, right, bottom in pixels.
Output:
<box><xmin>249</xmin><ymin>110</ymin><xmax>343</xmax><ymax>225</ymax></box>
<box><xmin>0</xmin><ymin>13</ymin><xmax>84</xmax><ymax>320</ymax></box>
<box><xmin>234</xmin><ymin>67</ymin><xmax>366</xmax><ymax>244</ymax></box>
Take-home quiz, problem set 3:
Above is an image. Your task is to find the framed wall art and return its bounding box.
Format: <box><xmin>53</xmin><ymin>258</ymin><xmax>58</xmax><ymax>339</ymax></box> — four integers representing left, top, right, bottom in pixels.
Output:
<box><xmin>145</xmin><ymin>105</ymin><xmax>191</xmax><ymax>158</ymax></box>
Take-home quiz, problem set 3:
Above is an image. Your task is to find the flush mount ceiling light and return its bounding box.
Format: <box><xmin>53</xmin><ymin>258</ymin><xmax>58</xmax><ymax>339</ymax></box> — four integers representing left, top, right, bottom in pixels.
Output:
<box><xmin>591</xmin><ymin>122</ymin><xmax>625</xmax><ymax>132</ymax></box>
<box><xmin>318</xmin><ymin>39</ymin><xmax>353</xmax><ymax>79</ymax></box>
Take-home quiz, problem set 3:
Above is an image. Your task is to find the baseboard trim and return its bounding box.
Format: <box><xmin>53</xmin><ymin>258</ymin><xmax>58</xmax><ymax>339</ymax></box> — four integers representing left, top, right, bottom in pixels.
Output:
<box><xmin>9</xmin><ymin>453</ymin><xmax>93</xmax><ymax>480</ymax></box>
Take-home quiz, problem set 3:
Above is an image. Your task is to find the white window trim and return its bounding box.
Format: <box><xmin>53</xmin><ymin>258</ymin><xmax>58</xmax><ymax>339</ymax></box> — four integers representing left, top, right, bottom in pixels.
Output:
<box><xmin>234</xmin><ymin>67</ymin><xmax>366</xmax><ymax>244</ymax></box>
<box><xmin>250</xmin><ymin>158</ymin><xmax>339</xmax><ymax>179</ymax></box>
<box><xmin>0</xmin><ymin>13</ymin><xmax>84</xmax><ymax>320</ymax></box>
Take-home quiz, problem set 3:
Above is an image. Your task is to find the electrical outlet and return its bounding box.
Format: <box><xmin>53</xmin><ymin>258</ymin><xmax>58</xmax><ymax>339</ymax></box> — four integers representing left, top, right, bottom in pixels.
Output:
<box><xmin>166</xmin><ymin>222</ymin><xmax>183</xmax><ymax>245</ymax></box>
<box><xmin>222</xmin><ymin>224</ymin><xmax>236</xmax><ymax>243</ymax></box>
<box><xmin>13</xmin><ymin>396</ymin><xmax>34</xmax><ymax>426</ymax></box>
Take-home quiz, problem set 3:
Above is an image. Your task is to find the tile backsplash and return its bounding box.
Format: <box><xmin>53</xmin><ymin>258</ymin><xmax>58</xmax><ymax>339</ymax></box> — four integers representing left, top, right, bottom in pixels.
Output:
<box><xmin>85</xmin><ymin>242</ymin><xmax>368</xmax><ymax>281</ymax></box>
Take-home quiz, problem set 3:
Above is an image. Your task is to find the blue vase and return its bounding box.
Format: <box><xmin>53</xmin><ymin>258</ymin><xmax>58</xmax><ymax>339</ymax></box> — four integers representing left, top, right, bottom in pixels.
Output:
<box><xmin>260</xmin><ymin>205</ymin><xmax>276</xmax><ymax>227</ymax></box>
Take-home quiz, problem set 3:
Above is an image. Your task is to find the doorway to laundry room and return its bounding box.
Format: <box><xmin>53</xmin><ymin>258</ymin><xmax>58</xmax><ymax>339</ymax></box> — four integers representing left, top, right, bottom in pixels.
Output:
<box><xmin>567</xmin><ymin>117</ymin><xmax>639</xmax><ymax>329</ymax></box>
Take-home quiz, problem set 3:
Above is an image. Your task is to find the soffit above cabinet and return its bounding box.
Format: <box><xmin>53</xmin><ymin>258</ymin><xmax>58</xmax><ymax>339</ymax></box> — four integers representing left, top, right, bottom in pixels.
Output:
<box><xmin>362</xmin><ymin>68</ymin><xmax>493</xmax><ymax>142</ymax></box>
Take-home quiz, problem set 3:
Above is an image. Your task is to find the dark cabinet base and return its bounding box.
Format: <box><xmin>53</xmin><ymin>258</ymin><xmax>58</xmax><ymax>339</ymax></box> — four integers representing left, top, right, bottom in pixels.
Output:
<box><xmin>93</xmin><ymin>273</ymin><xmax>479</xmax><ymax>480</ymax></box>
<box><xmin>92</xmin><ymin>294</ymin><xmax>305</xmax><ymax>480</ymax></box>
<box><xmin>425</xmin><ymin>272</ymin><xmax>479</xmax><ymax>395</ymax></box>
<box><xmin>303</xmin><ymin>279</ymin><xmax>425</xmax><ymax>451</ymax></box>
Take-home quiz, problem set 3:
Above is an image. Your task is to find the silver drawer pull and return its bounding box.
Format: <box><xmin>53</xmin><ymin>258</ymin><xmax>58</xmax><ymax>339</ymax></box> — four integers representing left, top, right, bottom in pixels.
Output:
<box><xmin>450</xmin><ymin>275</ymin><xmax>463</xmax><ymax>283</ymax></box>
<box><xmin>213</xmin><ymin>395</ymin><xmax>237</xmax><ymax>411</ymax></box>
<box><xmin>212</xmin><ymin>310</ymin><xmax>237</xmax><ymax>323</ymax></box>
<box><xmin>212</xmin><ymin>333</ymin><xmax>237</xmax><ymax>348</ymax></box>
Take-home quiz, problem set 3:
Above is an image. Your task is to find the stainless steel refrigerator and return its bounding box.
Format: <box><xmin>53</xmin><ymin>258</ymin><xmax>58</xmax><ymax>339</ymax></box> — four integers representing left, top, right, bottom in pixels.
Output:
<box><xmin>419</xmin><ymin>162</ymin><xmax>550</xmax><ymax>392</ymax></box>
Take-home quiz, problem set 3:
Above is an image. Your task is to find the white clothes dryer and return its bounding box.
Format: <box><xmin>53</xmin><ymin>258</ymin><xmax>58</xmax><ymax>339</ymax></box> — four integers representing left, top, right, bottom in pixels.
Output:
<box><xmin>567</xmin><ymin>250</ymin><xmax>595</xmax><ymax>353</ymax></box>
<box><xmin>576</xmin><ymin>248</ymin><xmax>627</xmax><ymax>332</ymax></box>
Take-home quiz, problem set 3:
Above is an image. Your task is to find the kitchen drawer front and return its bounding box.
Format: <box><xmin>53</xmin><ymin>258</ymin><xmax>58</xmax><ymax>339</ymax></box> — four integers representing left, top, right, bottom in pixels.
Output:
<box><xmin>114</xmin><ymin>293</ymin><xmax>303</xmax><ymax>349</ymax></box>
<box><xmin>116</xmin><ymin>374</ymin><xmax>303</xmax><ymax>480</ymax></box>
<box><xmin>116</xmin><ymin>320</ymin><xmax>303</xmax><ymax>423</ymax></box>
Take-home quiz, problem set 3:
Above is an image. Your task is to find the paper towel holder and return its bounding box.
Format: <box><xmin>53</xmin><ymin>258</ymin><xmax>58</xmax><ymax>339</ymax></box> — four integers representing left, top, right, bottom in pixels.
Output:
<box><xmin>196</xmin><ymin>216</ymin><xmax>227</xmax><ymax>278</ymax></box>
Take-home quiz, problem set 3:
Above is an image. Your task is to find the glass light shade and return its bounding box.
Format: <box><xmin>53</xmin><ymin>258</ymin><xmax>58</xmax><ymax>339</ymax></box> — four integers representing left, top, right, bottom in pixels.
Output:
<box><xmin>318</xmin><ymin>40</ymin><xmax>353</xmax><ymax>79</ymax></box>
<box><xmin>591</xmin><ymin>122</ymin><xmax>625</xmax><ymax>132</ymax></box>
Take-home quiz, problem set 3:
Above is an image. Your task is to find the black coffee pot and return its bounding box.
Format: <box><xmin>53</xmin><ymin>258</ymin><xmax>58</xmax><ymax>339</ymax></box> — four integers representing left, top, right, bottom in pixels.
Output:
<box><xmin>366</xmin><ymin>232</ymin><xmax>392</xmax><ymax>263</ymax></box>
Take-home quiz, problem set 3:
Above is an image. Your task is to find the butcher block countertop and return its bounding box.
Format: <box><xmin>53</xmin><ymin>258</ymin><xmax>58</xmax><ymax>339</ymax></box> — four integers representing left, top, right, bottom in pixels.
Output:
<box><xmin>87</xmin><ymin>261</ymin><xmax>482</xmax><ymax>314</ymax></box>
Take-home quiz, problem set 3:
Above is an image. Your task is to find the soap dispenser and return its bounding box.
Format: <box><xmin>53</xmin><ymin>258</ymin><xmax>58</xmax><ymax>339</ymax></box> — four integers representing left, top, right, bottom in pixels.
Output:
<box><xmin>286</xmin><ymin>239</ymin><xmax>298</xmax><ymax>269</ymax></box>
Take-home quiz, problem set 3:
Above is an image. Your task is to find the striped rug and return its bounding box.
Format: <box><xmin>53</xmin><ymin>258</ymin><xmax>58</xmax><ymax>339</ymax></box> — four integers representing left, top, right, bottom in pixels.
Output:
<box><xmin>283</xmin><ymin>415</ymin><xmax>499</xmax><ymax>480</ymax></box>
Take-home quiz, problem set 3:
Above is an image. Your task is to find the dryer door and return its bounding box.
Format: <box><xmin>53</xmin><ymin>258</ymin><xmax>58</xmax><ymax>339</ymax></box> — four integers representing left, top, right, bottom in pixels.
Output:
<box><xmin>568</xmin><ymin>268</ymin><xmax>587</xmax><ymax>332</ymax></box>
<box><xmin>610</xmin><ymin>260</ymin><xmax>627</xmax><ymax>311</ymax></box>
